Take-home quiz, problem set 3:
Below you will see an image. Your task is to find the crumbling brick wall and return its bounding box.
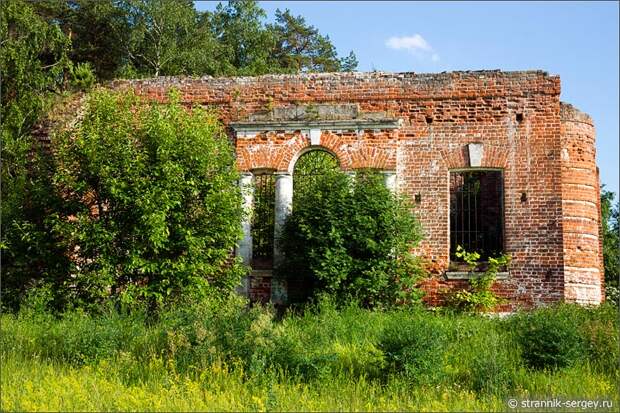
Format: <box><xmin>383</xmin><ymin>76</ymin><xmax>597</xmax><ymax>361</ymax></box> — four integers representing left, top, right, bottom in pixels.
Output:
<box><xmin>110</xmin><ymin>70</ymin><xmax>604</xmax><ymax>309</ymax></box>
<box><xmin>560</xmin><ymin>103</ymin><xmax>604</xmax><ymax>304</ymax></box>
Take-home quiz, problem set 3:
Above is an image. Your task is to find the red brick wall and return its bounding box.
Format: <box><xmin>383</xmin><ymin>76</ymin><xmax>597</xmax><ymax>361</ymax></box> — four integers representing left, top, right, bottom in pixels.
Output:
<box><xmin>560</xmin><ymin>104</ymin><xmax>604</xmax><ymax>304</ymax></box>
<box><xmin>110</xmin><ymin>70</ymin><xmax>603</xmax><ymax>309</ymax></box>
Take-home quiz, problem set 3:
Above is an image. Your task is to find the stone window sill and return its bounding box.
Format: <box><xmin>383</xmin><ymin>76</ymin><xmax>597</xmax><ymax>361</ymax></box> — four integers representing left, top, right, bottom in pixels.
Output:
<box><xmin>445</xmin><ymin>271</ymin><xmax>509</xmax><ymax>280</ymax></box>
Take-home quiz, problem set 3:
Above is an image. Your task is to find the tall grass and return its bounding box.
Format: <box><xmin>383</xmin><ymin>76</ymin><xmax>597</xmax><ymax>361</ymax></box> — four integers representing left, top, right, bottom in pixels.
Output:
<box><xmin>1</xmin><ymin>297</ymin><xmax>618</xmax><ymax>411</ymax></box>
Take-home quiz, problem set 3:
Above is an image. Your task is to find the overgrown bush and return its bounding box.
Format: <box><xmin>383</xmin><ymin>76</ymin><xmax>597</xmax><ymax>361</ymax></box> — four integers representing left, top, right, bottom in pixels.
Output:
<box><xmin>48</xmin><ymin>88</ymin><xmax>244</xmax><ymax>310</ymax></box>
<box><xmin>507</xmin><ymin>305</ymin><xmax>586</xmax><ymax>370</ymax></box>
<box><xmin>0</xmin><ymin>139</ymin><xmax>71</xmax><ymax>311</ymax></box>
<box><xmin>69</xmin><ymin>62</ymin><xmax>96</xmax><ymax>90</ymax></box>
<box><xmin>379</xmin><ymin>311</ymin><xmax>449</xmax><ymax>385</ymax></box>
<box><xmin>277</xmin><ymin>169</ymin><xmax>426</xmax><ymax>308</ymax></box>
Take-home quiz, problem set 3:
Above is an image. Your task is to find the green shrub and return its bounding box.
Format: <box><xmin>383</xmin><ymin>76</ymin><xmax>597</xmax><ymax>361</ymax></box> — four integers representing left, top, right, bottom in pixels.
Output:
<box><xmin>278</xmin><ymin>168</ymin><xmax>426</xmax><ymax>308</ymax></box>
<box><xmin>50</xmin><ymin>88</ymin><xmax>244</xmax><ymax>310</ymax></box>
<box><xmin>379</xmin><ymin>311</ymin><xmax>449</xmax><ymax>384</ymax></box>
<box><xmin>508</xmin><ymin>305</ymin><xmax>585</xmax><ymax>370</ymax></box>
<box><xmin>69</xmin><ymin>62</ymin><xmax>96</xmax><ymax>90</ymax></box>
<box><xmin>0</xmin><ymin>136</ymin><xmax>71</xmax><ymax>312</ymax></box>
<box><xmin>605</xmin><ymin>285</ymin><xmax>619</xmax><ymax>306</ymax></box>
<box><xmin>579</xmin><ymin>303</ymin><xmax>619</xmax><ymax>376</ymax></box>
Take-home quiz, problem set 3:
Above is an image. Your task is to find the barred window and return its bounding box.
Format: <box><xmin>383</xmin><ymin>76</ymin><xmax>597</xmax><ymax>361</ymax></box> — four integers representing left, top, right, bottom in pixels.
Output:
<box><xmin>449</xmin><ymin>170</ymin><xmax>504</xmax><ymax>261</ymax></box>
<box><xmin>252</xmin><ymin>172</ymin><xmax>275</xmax><ymax>269</ymax></box>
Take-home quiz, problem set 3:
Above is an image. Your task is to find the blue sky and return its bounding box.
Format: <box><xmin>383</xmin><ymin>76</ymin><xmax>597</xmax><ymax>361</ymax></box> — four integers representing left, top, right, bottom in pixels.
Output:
<box><xmin>196</xmin><ymin>1</ymin><xmax>619</xmax><ymax>198</ymax></box>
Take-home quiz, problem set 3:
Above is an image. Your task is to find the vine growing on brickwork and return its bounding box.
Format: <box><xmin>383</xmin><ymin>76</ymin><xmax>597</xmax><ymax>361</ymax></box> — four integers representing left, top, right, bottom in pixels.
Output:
<box><xmin>447</xmin><ymin>246</ymin><xmax>511</xmax><ymax>313</ymax></box>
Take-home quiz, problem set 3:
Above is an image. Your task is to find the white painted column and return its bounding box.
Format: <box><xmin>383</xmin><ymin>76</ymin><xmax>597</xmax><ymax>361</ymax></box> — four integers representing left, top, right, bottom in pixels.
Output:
<box><xmin>382</xmin><ymin>171</ymin><xmax>397</xmax><ymax>193</ymax></box>
<box><xmin>273</xmin><ymin>172</ymin><xmax>293</xmax><ymax>268</ymax></box>
<box><xmin>235</xmin><ymin>172</ymin><xmax>254</xmax><ymax>296</ymax></box>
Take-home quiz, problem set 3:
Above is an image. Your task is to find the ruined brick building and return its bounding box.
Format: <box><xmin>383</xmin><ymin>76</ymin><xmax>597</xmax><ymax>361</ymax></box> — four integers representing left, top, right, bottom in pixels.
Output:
<box><xmin>111</xmin><ymin>70</ymin><xmax>605</xmax><ymax>309</ymax></box>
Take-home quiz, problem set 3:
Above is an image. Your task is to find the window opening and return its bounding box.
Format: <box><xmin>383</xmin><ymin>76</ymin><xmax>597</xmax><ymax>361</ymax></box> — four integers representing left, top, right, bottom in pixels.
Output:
<box><xmin>252</xmin><ymin>172</ymin><xmax>275</xmax><ymax>269</ymax></box>
<box><xmin>293</xmin><ymin>150</ymin><xmax>339</xmax><ymax>205</ymax></box>
<box><xmin>450</xmin><ymin>170</ymin><xmax>504</xmax><ymax>262</ymax></box>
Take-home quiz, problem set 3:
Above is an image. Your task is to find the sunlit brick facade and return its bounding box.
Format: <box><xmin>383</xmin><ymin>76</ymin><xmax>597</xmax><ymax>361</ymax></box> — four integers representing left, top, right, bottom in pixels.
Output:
<box><xmin>111</xmin><ymin>70</ymin><xmax>604</xmax><ymax>309</ymax></box>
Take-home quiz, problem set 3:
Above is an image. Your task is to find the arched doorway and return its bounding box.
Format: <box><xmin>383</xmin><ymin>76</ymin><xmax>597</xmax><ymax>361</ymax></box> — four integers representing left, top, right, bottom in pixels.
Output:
<box><xmin>293</xmin><ymin>149</ymin><xmax>339</xmax><ymax>205</ymax></box>
<box><xmin>284</xmin><ymin>149</ymin><xmax>340</xmax><ymax>302</ymax></box>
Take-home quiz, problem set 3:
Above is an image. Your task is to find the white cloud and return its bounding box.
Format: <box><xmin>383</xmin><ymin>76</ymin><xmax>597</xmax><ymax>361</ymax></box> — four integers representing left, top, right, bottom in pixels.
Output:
<box><xmin>386</xmin><ymin>34</ymin><xmax>440</xmax><ymax>62</ymax></box>
<box><xmin>386</xmin><ymin>34</ymin><xmax>431</xmax><ymax>52</ymax></box>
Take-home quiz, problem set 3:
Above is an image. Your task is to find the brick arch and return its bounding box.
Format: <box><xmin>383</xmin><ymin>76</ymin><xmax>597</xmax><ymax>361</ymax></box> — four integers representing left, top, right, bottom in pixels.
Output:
<box><xmin>438</xmin><ymin>143</ymin><xmax>509</xmax><ymax>169</ymax></box>
<box><xmin>236</xmin><ymin>144</ymin><xmax>282</xmax><ymax>171</ymax></box>
<box><xmin>280</xmin><ymin>132</ymin><xmax>352</xmax><ymax>173</ymax></box>
<box><xmin>349</xmin><ymin>145</ymin><xmax>396</xmax><ymax>170</ymax></box>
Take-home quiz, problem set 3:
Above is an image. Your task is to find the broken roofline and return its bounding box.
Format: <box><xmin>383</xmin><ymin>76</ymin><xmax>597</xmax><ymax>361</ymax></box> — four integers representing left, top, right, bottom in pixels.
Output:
<box><xmin>109</xmin><ymin>69</ymin><xmax>561</xmax><ymax>100</ymax></box>
<box><xmin>110</xmin><ymin>69</ymin><xmax>556</xmax><ymax>84</ymax></box>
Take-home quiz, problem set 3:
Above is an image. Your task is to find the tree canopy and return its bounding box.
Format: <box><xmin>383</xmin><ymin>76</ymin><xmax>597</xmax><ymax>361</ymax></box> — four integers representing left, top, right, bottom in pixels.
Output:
<box><xmin>0</xmin><ymin>0</ymin><xmax>357</xmax><ymax>312</ymax></box>
<box><xmin>14</xmin><ymin>0</ymin><xmax>358</xmax><ymax>80</ymax></box>
<box><xmin>601</xmin><ymin>187</ymin><xmax>619</xmax><ymax>287</ymax></box>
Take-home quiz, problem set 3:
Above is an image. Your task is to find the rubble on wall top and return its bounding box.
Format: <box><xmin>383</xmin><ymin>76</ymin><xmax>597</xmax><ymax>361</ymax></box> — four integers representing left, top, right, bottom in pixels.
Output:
<box><xmin>560</xmin><ymin>102</ymin><xmax>593</xmax><ymax>125</ymax></box>
<box><xmin>110</xmin><ymin>69</ymin><xmax>556</xmax><ymax>87</ymax></box>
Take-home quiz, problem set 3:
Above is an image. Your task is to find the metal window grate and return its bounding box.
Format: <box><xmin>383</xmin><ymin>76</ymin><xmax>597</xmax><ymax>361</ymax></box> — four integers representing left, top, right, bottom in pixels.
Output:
<box><xmin>252</xmin><ymin>173</ymin><xmax>275</xmax><ymax>269</ymax></box>
<box><xmin>450</xmin><ymin>170</ymin><xmax>504</xmax><ymax>261</ymax></box>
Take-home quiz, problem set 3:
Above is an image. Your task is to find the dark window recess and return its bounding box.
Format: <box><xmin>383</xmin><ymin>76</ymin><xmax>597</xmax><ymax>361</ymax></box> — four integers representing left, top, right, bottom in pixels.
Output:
<box><xmin>450</xmin><ymin>170</ymin><xmax>504</xmax><ymax>261</ymax></box>
<box><xmin>252</xmin><ymin>173</ymin><xmax>275</xmax><ymax>269</ymax></box>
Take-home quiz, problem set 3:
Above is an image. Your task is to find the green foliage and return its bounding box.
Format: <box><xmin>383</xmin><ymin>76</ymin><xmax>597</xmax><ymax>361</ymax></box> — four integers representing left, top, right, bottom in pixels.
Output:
<box><xmin>210</xmin><ymin>0</ymin><xmax>277</xmax><ymax>76</ymax></box>
<box><xmin>448</xmin><ymin>246</ymin><xmax>511</xmax><ymax>312</ymax></box>
<box><xmin>291</xmin><ymin>149</ymin><xmax>339</xmax><ymax>195</ymax></box>
<box><xmin>265</xmin><ymin>299</ymin><xmax>389</xmax><ymax>380</ymax></box>
<box><xmin>379</xmin><ymin>312</ymin><xmax>449</xmax><ymax>384</ymax></box>
<box><xmin>49</xmin><ymin>88</ymin><xmax>244</xmax><ymax>309</ymax></box>
<box><xmin>28</xmin><ymin>0</ymin><xmax>131</xmax><ymax>80</ymax></box>
<box><xmin>0</xmin><ymin>1</ymin><xmax>75</xmax><ymax>310</ymax></box>
<box><xmin>0</xmin><ymin>0</ymin><xmax>71</xmax><ymax>137</ymax></box>
<box><xmin>279</xmin><ymin>163</ymin><xmax>425</xmax><ymax>308</ymax></box>
<box><xmin>580</xmin><ymin>303</ymin><xmax>620</xmax><ymax>377</ymax></box>
<box><xmin>121</xmin><ymin>0</ymin><xmax>221</xmax><ymax>77</ymax></box>
<box><xmin>507</xmin><ymin>305</ymin><xmax>586</xmax><ymax>370</ymax></box>
<box><xmin>23</xmin><ymin>0</ymin><xmax>356</xmax><ymax>79</ymax></box>
<box><xmin>69</xmin><ymin>62</ymin><xmax>96</xmax><ymax>90</ymax></box>
<box><xmin>2</xmin><ymin>300</ymin><xmax>618</xmax><ymax>411</ymax></box>
<box><xmin>0</xmin><ymin>135</ymin><xmax>72</xmax><ymax>311</ymax></box>
<box><xmin>605</xmin><ymin>285</ymin><xmax>619</xmax><ymax>306</ymax></box>
<box><xmin>339</xmin><ymin>51</ymin><xmax>359</xmax><ymax>72</ymax></box>
<box><xmin>600</xmin><ymin>187</ymin><xmax>619</xmax><ymax>287</ymax></box>
<box><xmin>269</xmin><ymin>9</ymin><xmax>357</xmax><ymax>73</ymax></box>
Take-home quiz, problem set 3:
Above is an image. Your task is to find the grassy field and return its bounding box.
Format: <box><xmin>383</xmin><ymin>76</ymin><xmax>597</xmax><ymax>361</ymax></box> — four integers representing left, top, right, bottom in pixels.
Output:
<box><xmin>2</xmin><ymin>298</ymin><xmax>618</xmax><ymax>411</ymax></box>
